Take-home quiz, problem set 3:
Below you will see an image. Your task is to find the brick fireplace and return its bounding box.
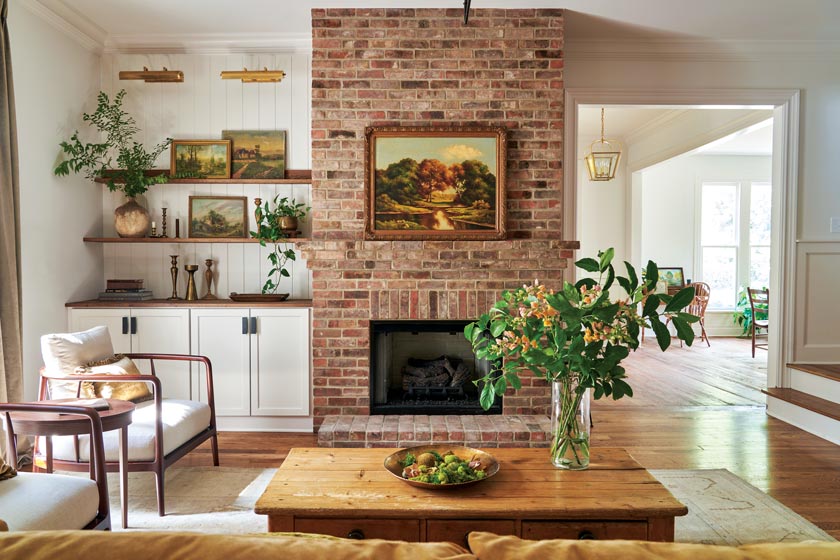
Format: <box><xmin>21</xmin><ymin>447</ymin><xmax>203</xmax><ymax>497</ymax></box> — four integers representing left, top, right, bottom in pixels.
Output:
<box><xmin>303</xmin><ymin>8</ymin><xmax>577</xmax><ymax>431</ymax></box>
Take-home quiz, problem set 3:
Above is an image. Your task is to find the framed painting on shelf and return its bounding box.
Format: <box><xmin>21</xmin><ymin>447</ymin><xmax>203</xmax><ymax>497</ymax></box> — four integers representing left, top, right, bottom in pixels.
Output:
<box><xmin>188</xmin><ymin>196</ymin><xmax>248</xmax><ymax>238</ymax></box>
<box><xmin>658</xmin><ymin>267</ymin><xmax>686</xmax><ymax>295</ymax></box>
<box><xmin>222</xmin><ymin>130</ymin><xmax>286</xmax><ymax>180</ymax></box>
<box><xmin>171</xmin><ymin>140</ymin><xmax>232</xmax><ymax>179</ymax></box>
<box><xmin>364</xmin><ymin>126</ymin><xmax>507</xmax><ymax>240</ymax></box>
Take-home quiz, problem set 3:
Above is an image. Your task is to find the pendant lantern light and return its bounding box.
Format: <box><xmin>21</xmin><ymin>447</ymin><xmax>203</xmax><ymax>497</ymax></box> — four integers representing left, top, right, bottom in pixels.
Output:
<box><xmin>584</xmin><ymin>108</ymin><xmax>622</xmax><ymax>181</ymax></box>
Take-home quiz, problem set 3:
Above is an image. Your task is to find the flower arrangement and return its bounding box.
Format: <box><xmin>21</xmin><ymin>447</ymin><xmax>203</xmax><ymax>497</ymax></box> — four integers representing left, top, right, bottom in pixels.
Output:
<box><xmin>465</xmin><ymin>248</ymin><xmax>698</xmax><ymax>469</ymax></box>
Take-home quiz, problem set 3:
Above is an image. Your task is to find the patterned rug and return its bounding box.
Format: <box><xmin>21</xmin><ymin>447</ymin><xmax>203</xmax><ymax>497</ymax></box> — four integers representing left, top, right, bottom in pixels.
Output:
<box><xmin>107</xmin><ymin>467</ymin><xmax>834</xmax><ymax>543</ymax></box>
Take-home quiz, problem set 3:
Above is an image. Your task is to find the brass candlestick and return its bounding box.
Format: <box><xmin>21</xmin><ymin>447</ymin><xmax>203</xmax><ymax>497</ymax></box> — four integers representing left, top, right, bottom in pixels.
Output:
<box><xmin>184</xmin><ymin>265</ymin><xmax>199</xmax><ymax>301</ymax></box>
<box><xmin>167</xmin><ymin>255</ymin><xmax>181</xmax><ymax>300</ymax></box>
<box><xmin>254</xmin><ymin>198</ymin><xmax>263</xmax><ymax>236</ymax></box>
<box><xmin>201</xmin><ymin>259</ymin><xmax>217</xmax><ymax>299</ymax></box>
<box><xmin>161</xmin><ymin>207</ymin><xmax>168</xmax><ymax>238</ymax></box>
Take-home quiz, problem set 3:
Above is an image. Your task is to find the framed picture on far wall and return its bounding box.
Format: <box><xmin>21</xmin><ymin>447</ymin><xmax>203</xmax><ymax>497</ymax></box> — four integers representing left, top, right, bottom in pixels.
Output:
<box><xmin>188</xmin><ymin>196</ymin><xmax>248</xmax><ymax>238</ymax></box>
<box><xmin>171</xmin><ymin>140</ymin><xmax>231</xmax><ymax>179</ymax></box>
<box><xmin>222</xmin><ymin>130</ymin><xmax>286</xmax><ymax>179</ymax></box>
<box><xmin>658</xmin><ymin>267</ymin><xmax>686</xmax><ymax>295</ymax></box>
<box><xmin>364</xmin><ymin>126</ymin><xmax>507</xmax><ymax>241</ymax></box>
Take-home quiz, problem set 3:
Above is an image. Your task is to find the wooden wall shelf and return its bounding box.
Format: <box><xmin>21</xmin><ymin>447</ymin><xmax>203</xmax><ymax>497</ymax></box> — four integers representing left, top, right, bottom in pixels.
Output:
<box><xmin>66</xmin><ymin>299</ymin><xmax>313</xmax><ymax>309</ymax></box>
<box><xmin>84</xmin><ymin>237</ymin><xmax>310</xmax><ymax>244</ymax></box>
<box><xmin>94</xmin><ymin>169</ymin><xmax>312</xmax><ymax>185</ymax></box>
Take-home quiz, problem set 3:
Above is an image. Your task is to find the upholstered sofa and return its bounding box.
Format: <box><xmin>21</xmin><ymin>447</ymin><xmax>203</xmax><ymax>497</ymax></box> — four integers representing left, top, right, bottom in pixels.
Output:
<box><xmin>0</xmin><ymin>530</ymin><xmax>838</xmax><ymax>559</ymax></box>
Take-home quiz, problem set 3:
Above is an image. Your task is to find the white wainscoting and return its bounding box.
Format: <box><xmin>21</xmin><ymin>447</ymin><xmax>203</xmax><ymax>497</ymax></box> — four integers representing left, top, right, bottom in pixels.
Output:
<box><xmin>96</xmin><ymin>52</ymin><xmax>312</xmax><ymax>299</ymax></box>
<box><xmin>794</xmin><ymin>241</ymin><xmax>840</xmax><ymax>363</ymax></box>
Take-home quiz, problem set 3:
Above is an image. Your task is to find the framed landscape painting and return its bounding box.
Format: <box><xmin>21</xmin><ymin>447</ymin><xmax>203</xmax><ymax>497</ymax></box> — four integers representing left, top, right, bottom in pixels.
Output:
<box><xmin>188</xmin><ymin>196</ymin><xmax>248</xmax><ymax>238</ymax></box>
<box><xmin>171</xmin><ymin>140</ymin><xmax>231</xmax><ymax>179</ymax></box>
<box><xmin>222</xmin><ymin>130</ymin><xmax>286</xmax><ymax>179</ymax></box>
<box><xmin>365</xmin><ymin>126</ymin><xmax>506</xmax><ymax>240</ymax></box>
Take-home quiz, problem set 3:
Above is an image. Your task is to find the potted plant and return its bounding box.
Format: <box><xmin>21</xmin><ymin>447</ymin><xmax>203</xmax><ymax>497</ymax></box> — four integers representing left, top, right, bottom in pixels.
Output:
<box><xmin>54</xmin><ymin>90</ymin><xmax>171</xmax><ymax>237</ymax></box>
<box><xmin>733</xmin><ymin>285</ymin><xmax>767</xmax><ymax>336</ymax></box>
<box><xmin>465</xmin><ymin>249</ymin><xmax>698</xmax><ymax>470</ymax></box>
<box><xmin>249</xmin><ymin>195</ymin><xmax>309</xmax><ymax>296</ymax></box>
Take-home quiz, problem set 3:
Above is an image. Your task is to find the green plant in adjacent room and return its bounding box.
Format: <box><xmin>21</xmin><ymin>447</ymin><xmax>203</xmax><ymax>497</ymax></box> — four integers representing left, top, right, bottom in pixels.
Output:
<box><xmin>733</xmin><ymin>285</ymin><xmax>768</xmax><ymax>336</ymax></box>
<box><xmin>250</xmin><ymin>195</ymin><xmax>309</xmax><ymax>294</ymax></box>
<box><xmin>465</xmin><ymin>249</ymin><xmax>698</xmax><ymax>469</ymax></box>
<box><xmin>54</xmin><ymin>89</ymin><xmax>171</xmax><ymax>198</ymax></box>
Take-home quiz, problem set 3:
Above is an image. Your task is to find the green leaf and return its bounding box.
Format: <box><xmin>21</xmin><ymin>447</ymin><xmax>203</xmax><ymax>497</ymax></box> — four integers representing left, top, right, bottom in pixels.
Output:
<box><xmin>613</xmin><ymin>378</ymin><xmax>633</xmax><ymax>400</ymax></box>
<box><xmin>505</xmin><ymin>373</ymin><xmax>522</xmax><ymax>390</ymax></box>
<box><xmin>672</xmin><ymin>317</ymin><xmax>696</xmax><ymax>346</ymax></box>
<box><xmin>490</xmin><ymin>321</ymin><xmax>506</xmax><ymax>338</ymax></box>
<box><xmin>592</xmin><ymin>302</ymin><xmax>620</xmax><ymax>323</ymax></box>
<box><xmin>602</xmin><ymin>265</ymin><xmax>615</xmax><ymax>291</ymax></box>
<box><xmin>575</xmin><ymin>277</ymin><xmax>597</xmax><ymax>291</ymax></box>
<box><xmin>598</xmin><ymin>248</ymin><xmax>615</xmax><ymax>272</ymax></box>
<box><xmin>575</xmin><ymin>257</ymin><xmax>600</xmax><ymax>273</ymax></box>
<box><xmin>676</xmin><ymin>312</ymin><xmax>700</xmax><ymax>324</ymax></box>
<box><xmin>649</xmin><ymin>316</ymin><xmax>672</xmax><ymax>351</ymax></box>
<box><xmin>624</xmin><ymin>261</ymin><xmax>639</xmax><ymax>291</ymax></box>
<box><xmin>617</xmin><ymin>276</ymin><xmax>632</xmax><ymax>294</ymax></box>
<box><xmin>464</xmin><ymin>323</ymin><xmax>475</xmax><ymax>342</ymax></box>
<box><xmin>645</xmin><ymin>261</ymin><xmax>659</xmax><ymax>291</ymax></box>
<box><xmin>642</xmin><ymin>294</ymin><xmax>660</xmax><ymax>317</ymax></box>
<box><xmin>665</xmin><ymin>286</ymin><xmax>696</xmax><ymax>313</ymax></box>
<box><xmin>479</xmin><ymin>383</ymin><xmax>496</xmax><ymax>411</ymax></box>
<box><xmin>493</xmin><ymin>376</ymin><xmax>507</xmax><ymax>396</ymax></box>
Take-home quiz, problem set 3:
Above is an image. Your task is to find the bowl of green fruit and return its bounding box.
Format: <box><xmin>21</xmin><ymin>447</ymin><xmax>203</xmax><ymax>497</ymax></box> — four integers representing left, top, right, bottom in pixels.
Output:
<box><xmin>383</xmin><ymin>445</ymin><xmax>500</xmax><ymax>489</ymax></box>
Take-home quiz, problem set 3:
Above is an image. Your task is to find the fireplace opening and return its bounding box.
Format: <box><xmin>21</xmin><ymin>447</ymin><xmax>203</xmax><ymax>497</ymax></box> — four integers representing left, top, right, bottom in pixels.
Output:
<box><xmin>370</xmin><ymin>320</ymin><xmax>502</xmax><ymax>415</ymax></box>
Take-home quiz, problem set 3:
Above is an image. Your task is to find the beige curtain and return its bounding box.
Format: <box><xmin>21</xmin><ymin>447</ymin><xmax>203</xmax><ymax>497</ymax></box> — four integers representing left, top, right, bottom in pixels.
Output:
<box><xmin>0</xmin><ymin>0</ymin><xmax>23</xmax><ymax>463</ymax></box>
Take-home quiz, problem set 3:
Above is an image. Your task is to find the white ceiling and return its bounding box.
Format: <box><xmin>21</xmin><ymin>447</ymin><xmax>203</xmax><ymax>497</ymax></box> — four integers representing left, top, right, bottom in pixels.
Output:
<box><xmin>578</xmin><ymin>108</ymin><xmax>676</xmax><ymax>140</ymax></box>
<box><xmin>694</xmin><ymin>118</ymin><xmax>773</xmax><ymax>156</ymax></box>
<box><xmin>33</xmin><ymin>0</ymin><xmax>840</xmax><ymax>44</ymax></box>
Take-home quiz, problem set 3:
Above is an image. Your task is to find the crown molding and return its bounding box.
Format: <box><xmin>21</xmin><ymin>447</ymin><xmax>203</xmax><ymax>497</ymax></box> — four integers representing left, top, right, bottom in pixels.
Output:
<box><xmin>565</xmin><ymin>39</ymin><xmax>840</xmax><ymax>62</ymax></box>
<box><xmin>13</xmin><ymin>0</ymin><xmax>105</xmax><ymax>52</ymax></box>
<box><xmin>103</xmin><ymin>33</ymin><xmax>312</xmax><ymax>54</ymax></box>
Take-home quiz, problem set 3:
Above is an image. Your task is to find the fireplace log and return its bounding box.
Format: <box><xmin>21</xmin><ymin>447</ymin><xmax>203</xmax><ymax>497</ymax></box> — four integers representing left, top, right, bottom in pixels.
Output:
<box><xmin>403</xmin><ymin>371</ymin><xmax>451</xmax><ymax>389</ymax></box>
<box><xmin>449</xmin><ymin>363</ymin><xmax>471</xmax><ymax>388</ymax></box>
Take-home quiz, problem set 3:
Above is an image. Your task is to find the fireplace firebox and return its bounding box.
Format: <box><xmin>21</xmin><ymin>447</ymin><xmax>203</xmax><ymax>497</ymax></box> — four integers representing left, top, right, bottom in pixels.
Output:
<box><xmin>370</xmin><ymin>320</ymin><xmax>502</xmax><ymax>415</ymax></box>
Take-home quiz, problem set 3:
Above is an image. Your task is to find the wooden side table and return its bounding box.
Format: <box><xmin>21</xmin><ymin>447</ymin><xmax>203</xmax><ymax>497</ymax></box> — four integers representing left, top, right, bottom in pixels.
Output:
<box><xmin>6</xmin><ymin>399</ymin><xmax>135</xmax><ymax>528</ymax></box>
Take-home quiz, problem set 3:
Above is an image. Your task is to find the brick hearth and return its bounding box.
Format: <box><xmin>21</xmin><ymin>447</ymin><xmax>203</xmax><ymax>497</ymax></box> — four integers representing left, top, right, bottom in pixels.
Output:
<box><xmin>318</xmin><ymin>415</ymin><xmax>551</xmax><ymax>448</ymax></box>
<box><xmin>304</xmin><ymin>8</ymin><xmax>575</xmax><ymax>431</ymax></box>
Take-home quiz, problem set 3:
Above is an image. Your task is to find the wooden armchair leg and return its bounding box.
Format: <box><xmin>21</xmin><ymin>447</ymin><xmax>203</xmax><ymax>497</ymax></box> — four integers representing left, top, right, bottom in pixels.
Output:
<box><xmin>700</xmin><ymin>319</ymin><xmax>710</xmax><ymax>347</ymax></box>
<box><xmin>155</xmin><ymin>469</ymin><xmax>166</xmax><ymax>517</ymax></box>
<box><xmin>211</xmin><ymin>434</ymin><xmax>220</xmax><ymax>467</ymax></box>
<box><xmin>751</xmin><ymin>325</ymin><xmax>757</xmax><ymax>358</ymax></box>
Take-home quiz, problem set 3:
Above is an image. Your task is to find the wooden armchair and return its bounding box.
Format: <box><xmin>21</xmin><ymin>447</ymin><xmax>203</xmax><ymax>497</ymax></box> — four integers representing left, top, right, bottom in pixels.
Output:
<box><xmin>0</xmin><ymin>403</ymin><xmax>110</xmax><ymax>530</ymax></box>
<box><xmin>38</xmin><ymin>333</ymin><xmax>219</xmax><ymax>519</ymax></box>
<box><xmin>747</xmin><ymin>287</ymin><xmax>770</xmax><ymax>357</ymax></box>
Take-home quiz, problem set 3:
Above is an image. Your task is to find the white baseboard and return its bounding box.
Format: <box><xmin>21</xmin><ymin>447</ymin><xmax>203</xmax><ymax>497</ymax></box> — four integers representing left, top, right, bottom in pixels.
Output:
<box><xmin>766</xmin><ymin>396</ymin><xmax>840</xmax><ymax>446</ymax></box>
<box><xmin>216</xmin><ymin>416</ymin><xmax>314</xmax><ymax>432</ymax></box>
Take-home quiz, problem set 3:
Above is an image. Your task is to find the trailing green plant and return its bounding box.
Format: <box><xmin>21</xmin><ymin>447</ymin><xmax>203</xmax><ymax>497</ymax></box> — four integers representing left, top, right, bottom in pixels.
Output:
<box><xmin>250</xmin><ymin>195</ymin><xmax>309</xmax><ymax>294</ymax></box>
<box><xmin>733</xmin><ymin>286</ymin><xmax>768</xmax><ymax>336</ymax></box>
<box><xmin>54</xmin><ymin>90</ymin><xmax>171</xmax><ymax>198</ymax></box>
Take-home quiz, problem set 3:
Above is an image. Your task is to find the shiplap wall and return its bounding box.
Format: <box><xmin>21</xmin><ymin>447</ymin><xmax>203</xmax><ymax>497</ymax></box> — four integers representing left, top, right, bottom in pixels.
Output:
<box><xmin>98</xmin><ymin>53</ymin><xmax>312</xmax><ymax>299</ymax></box>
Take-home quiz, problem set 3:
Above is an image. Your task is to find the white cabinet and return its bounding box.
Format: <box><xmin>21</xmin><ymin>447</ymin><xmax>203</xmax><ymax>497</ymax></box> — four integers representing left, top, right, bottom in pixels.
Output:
<box><xmin>68</xmin><ymin>308</ymin><xmax>192</xmax><ymax>400</ymax></box>
<box><xmin>190</xmin><ymin>307</ymin><xmax>311</xmax><ymax>417</ymax></box>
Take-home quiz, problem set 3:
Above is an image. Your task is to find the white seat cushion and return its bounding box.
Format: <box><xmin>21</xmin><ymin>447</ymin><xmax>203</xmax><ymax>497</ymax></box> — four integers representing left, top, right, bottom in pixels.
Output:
<box><xmin>46</xmin><ymin>399</ymin><xmax>211</xmax><ymax>462</ymax></box>
<box><xmin>41</xmin><ymin>326</ymin><xmax>116</xmax><ymax>399</ymax></box>
<box><xmin>0</xmin><ymin>472</ymin><xmax>99</xmax><ymax>530</ymax></box>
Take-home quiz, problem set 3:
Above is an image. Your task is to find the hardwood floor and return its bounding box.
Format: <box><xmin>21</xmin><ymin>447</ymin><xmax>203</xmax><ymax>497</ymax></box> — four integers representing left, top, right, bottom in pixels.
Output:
<box><xmin>178</xmin><ymin>338</ymin><xmax>840</xmax><ymax>539</ymax></box>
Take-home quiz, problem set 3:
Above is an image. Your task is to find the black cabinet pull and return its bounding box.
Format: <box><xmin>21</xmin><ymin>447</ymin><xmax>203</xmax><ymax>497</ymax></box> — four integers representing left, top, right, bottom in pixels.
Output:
<box><xmin>130</xmin><ymin>316</ymin><xmax>137</xmax><ymax>334</ymax></box>
<box><xmin>242</xmin><ymin>317</ymin><xmax>249</xmax><ymax>335</ymax></box>
<box><xmin>122</xmin><ymin>316</ymin><xmax>129</xmax><ymax>335</ymax></box>
<box><xmin>347</xmin><ymin>529</ymin><xmax>365</xmax><ymax>540</ymax></box>
<box><xmin>250</xmin><ymin>317</ymin><xmax>257</xmax><ymax>335</ymax></box>
<box><xmin>578</xmin><ymin>530</ymin><xmax>596</xmax><ymax>540</ymax></box>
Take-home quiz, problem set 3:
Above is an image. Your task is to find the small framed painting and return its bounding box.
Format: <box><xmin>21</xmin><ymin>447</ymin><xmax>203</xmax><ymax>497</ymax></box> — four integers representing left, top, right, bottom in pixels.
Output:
<box><xmin>222</xmin><ymin>130</ymin><xmax>286</xmax><ymax>179</ymax></box>
<box><xmin>364</xmin><ymin>126</ymin><xmax>507</xmax><ymax>240</ymax></box>
<box><xmin>658</xmin><ymin>267</ymin><xmax>686</xmax><ymax>290</ymax></box>
<box><xmin>188</xmin><ymin>196</ymin><xmax>248</xmax><ymax>238</ymax></box>
<box><xmin>171</xmin><ymin>140</ymin><xmax>231</xmax><ymax>179</ymax></box>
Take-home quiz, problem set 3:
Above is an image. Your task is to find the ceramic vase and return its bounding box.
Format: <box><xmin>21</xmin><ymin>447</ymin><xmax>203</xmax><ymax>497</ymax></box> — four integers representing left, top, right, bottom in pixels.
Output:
<box><xmin>114</xmin><ymin>197</ymin><xmax>150</xmax><ymax>238</ymax></box>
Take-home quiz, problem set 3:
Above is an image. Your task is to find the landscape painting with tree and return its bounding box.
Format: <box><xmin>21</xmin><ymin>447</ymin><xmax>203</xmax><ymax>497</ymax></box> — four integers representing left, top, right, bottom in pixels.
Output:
<box><xmin>222</xmin><ymin>130</ymin><xmax>286</xmax><ymax>179</ymax></box>
<box><xmin>189</xmin><ymin>196</ymin><xmax>247</xmax><ymax>238</ymax></box>
<box><xmin>365</xmin><ymin>127</ymin><xmax>506</xmax><ymax>240</ymax></box>
<box><xmin>171</xmin><ymin>140</ymin><xmax>231</xmax><ymax>179</ymax></box>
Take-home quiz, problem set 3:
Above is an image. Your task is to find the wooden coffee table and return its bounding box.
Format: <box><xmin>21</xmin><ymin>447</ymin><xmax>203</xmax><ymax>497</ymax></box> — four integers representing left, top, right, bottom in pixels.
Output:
<box><xmin>255</xmin><ymin>447</ymin><xmax>687</xmax><ymax>545</ymax></box>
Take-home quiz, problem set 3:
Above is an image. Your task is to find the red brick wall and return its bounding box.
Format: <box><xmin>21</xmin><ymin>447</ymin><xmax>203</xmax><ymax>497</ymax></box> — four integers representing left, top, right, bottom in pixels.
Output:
<box><xmin>305</xmin><ymin>8</ymin><xmax>577</xmax><ymax>428</ymax></box>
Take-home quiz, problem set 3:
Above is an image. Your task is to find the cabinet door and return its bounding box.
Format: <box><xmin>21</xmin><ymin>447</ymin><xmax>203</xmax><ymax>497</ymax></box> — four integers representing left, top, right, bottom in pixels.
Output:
<box><xmin>131</xmin><ymin>309</ymin><xmax>191</xmax><ymax>400</ymax></box>
<box><xmin>250</xmin><ymin>308</ymin><xmax>310</xmax><ymax>416</ymax></box>
<box><xmin>67</xmin><ymin>309</ymin><xmax>131</xmax><ymax>353</ymax></box>
<box><xmin>191</xmin><ymin>308</ymin><xmax>251</xmax><ymax>416</ymax></box>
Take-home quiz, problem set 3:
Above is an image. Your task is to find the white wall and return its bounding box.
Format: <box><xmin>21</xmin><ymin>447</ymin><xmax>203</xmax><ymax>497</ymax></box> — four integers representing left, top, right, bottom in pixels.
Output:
<box><xmin>98</xmin><ymin>53</ymin><xmax>312</xmax><ymax>300</ymax></box>
<box><xmin>566</xmin><ymin>56</ymin><xmax>840</xmax><ymax>361</ymax></box>
<box><xmin>9</xmin><ymin>3</ymin><xmax>102</xmax><ymax>400</ymax></box>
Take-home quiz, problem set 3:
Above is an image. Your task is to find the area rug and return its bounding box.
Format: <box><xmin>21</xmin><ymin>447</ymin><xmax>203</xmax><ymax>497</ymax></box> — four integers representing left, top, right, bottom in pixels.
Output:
<box><xmin>650</xmin><ymin>469</ymin><xmax>835</xmax><ymax>545</ymax></box>
<box><xmin>107</xmin><ymin>467</ymin><xmax>835</xmax><ymax>543</ymax></box>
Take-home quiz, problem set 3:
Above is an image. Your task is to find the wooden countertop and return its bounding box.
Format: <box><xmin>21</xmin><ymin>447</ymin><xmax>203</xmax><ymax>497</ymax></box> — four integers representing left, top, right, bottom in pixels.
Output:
<box><xmin>66</xmin><ymin>299</ymin><xmax>313</xmax><ymax>308</ymax></box>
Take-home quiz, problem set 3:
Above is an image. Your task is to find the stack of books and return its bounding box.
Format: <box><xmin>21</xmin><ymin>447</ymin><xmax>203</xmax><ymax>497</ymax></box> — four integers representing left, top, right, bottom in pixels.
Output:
<box><xmin>98</xmin><ymin>279</ymin><xmax>153</xmax><ymax>301</ymax></box>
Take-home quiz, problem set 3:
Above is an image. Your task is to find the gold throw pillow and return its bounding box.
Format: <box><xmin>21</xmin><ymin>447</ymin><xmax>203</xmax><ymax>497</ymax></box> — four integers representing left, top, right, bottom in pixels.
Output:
<box><xmin>0</xmin><ymin>456</ymin><xmax>16</xmax><ymax>481</ymax></box>
<box><xmin>75</xmin><ymin>354</ymin><xmax>153</xmax><ymax>403</ymax></box>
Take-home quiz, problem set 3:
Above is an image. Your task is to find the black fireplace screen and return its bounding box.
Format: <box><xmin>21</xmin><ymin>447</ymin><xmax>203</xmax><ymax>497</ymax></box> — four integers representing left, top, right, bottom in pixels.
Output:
<box><xmin>370</xmin><ymin>320</ymin><xmax>502</xmax><ymax>415</ymax></box>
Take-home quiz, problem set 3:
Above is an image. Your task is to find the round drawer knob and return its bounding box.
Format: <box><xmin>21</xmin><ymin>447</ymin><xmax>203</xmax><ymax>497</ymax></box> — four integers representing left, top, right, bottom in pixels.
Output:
<box><xmin>578</xmin><ymin>530</ymin><xmax>596</xmax><ymax>540</ymax></box>
<box><xmin>347</xmin><ymin>529</ymin><xmax>365</xmax><ymax>540</ymax></box>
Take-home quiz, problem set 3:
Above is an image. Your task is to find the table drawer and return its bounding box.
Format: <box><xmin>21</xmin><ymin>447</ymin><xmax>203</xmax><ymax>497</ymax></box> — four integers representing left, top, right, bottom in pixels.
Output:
<box><xmin>294</xmin><ymin>518</ymin><xmax>421</xmax><ymax>541</ymax></box>
<box><xmin>427</xmin><ymin>520</ymin><xmax>516</xmax><ymax>548</ymax></box>
<box><xmin>522</xmin><ymin>520</ymin><xmax>648</xmax><ymax>540</ymax></box>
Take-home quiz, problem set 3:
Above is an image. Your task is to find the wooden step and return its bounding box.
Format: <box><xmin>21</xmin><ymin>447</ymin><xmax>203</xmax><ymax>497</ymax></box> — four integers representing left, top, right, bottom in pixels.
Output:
<box><xmin>763</xmin><ymin>388</ymin><xmax>840</xmax><ymax>422</ymax></box>
<box><xmin>787</xmin><ymin>363</ymin><xmax>840</xmax><ymax>382</ymax></box>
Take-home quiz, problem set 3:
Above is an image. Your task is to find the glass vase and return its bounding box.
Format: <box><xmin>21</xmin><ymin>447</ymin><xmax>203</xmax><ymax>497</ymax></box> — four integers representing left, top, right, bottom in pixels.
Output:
<box><xmin>550</xmin><ymin>378</ymin><xmax>591</xmax><ymax>470</ymax></box>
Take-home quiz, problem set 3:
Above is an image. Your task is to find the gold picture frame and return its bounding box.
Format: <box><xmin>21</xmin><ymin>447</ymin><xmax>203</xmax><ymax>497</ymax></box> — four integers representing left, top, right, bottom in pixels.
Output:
<box><xmin>188</xmin><ymin>196</ymin><xmax>248</xmax><ymax>238</ymax></box>
<box><xmin>364</xmin><ymin>126</ymin><xmax>507</xmax><ymax>240</ymax></box>
<box><xmin>171</xmin><ymin>140</ymin><xmax>232</xmax><ymax>179</ymax></box>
